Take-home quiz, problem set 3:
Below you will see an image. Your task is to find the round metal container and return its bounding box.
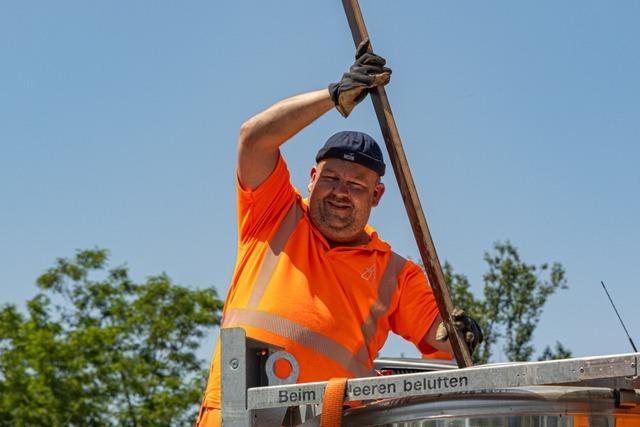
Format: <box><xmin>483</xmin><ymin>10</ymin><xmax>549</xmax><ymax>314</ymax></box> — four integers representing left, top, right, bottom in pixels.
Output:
<box><xmin>341</xmin><ymin>386</ymin><xmax>640</xmax><ymax>426</ymax></box>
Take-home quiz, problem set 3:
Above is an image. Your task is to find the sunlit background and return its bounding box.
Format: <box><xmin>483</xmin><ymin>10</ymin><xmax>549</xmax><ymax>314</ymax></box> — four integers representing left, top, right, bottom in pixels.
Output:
<box><xmin>2</xmin><ymin>1</ymin><xmax>639</xmax><ymax>363</ymax></box>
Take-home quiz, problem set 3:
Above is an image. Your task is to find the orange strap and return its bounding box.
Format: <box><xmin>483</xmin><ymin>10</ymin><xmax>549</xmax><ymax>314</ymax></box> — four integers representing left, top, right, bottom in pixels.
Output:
<box><xmin>320</xmin><ymin>377</ymin><xmax>348</xmax><ymax>427</ymax></box>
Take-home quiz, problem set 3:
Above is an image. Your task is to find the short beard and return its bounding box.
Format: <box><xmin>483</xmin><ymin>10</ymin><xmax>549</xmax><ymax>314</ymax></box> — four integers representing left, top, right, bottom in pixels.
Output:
<box><xmin>310</xmin><ymin>198</ymin><xmax>360</xmax><ymax>243</ymax></box>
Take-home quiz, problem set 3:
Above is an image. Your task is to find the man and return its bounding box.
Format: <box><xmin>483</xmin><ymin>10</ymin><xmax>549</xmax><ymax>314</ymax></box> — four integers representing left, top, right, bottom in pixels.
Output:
<box><xmin>197</xmin><ymin>40</ymin><xmax>482</xmax><ymax>426</ymax></box>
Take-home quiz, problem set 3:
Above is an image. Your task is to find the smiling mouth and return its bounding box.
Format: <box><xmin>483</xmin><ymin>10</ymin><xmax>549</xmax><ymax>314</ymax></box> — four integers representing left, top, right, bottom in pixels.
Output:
<box><xmin>324</xmin><ymin>200</ymin><xmax>354</xmax><ymax>218</ymax></box>
<box><xmin>326</xmin><ymin>199</ymin><xmax>352</xmax><ymax>210</ymax></box>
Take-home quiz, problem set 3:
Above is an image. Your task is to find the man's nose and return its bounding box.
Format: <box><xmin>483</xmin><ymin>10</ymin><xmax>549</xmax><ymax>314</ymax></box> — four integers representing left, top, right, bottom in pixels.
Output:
<box><xmin>332</xmin><ymin>179</ymin><xmax>350</xmax><ymax>196</ymax></box>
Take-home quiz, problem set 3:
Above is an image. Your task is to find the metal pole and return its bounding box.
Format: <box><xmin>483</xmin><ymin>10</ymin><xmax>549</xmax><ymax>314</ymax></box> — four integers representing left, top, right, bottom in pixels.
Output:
<box><xmin>340</xmin><ymin>0</ymin><xmax>474</xmax><ymax>367</ymax></box>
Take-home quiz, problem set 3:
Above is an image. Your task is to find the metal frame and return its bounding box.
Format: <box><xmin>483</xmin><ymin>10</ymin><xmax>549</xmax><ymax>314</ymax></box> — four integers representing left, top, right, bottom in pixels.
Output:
<box><xmin>221</xmin><ymin>328</ymin><xmax>640</xmax><ymax>426</ymax></box>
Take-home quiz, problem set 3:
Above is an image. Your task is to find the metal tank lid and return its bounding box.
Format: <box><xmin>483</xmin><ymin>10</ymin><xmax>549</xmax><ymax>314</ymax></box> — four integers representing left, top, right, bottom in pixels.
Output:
<box><xmin>341</xmin><ymin>386</ymin><xmax>640</xmax><ymax>426</ymax></box>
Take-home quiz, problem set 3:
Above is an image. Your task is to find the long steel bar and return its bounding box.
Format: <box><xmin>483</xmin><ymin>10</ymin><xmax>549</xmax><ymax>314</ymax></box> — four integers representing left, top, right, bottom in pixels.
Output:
<box><xmin>340</xmin><ymin>0</ymin><xmax>473</xmax><ymax>366</ymax></box>
<box><xmin>247</xmin><ymin>352</ymin><xmax>639</xmax><ymax>410</ymax></box>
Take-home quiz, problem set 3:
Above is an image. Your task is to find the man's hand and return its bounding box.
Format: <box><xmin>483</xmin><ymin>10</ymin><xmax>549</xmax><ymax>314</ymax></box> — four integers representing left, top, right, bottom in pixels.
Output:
<box><xmin>329</xmin><ymin>38</ymin><xmax>391</xmax><ymax>118</ymax></box>
<box><xmin>435</xmin><ymin>308</ymin><xmax>484</xmax><ymax>355</ymax></box>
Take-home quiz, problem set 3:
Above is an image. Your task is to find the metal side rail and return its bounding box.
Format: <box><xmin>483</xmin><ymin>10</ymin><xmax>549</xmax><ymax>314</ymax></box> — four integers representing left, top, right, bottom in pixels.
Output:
<box><xmin>248</xmin><ymin>354</ymin><xmax>639</xmax><ymax>410</ymax></box>
<box><xmin>220</xmin><ymin>328</ymin><xmax>639</xmax><ymax>426</ymax></box>
<box><xmin>373</xmin><ymin>357</ymin><xmax>458</xmax><ymax>373</ymax></box>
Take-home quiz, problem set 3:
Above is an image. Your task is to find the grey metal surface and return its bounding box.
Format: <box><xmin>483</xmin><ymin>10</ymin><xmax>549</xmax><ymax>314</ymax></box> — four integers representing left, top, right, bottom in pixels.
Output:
<box><xmin>373</xmin><ymin>357</ymin><xmax>457</xmax><ymax>372</ymax></box>
<box><xmin>221</xmin><ymin>328</ymin><xmax>289</xmax><ymax>427</ymax></box>
<box><xmin>221</xmin><ymin>328</ymin><xmax>251</xmax><ymax>426</ymax></box>
<box><xmin>340</xmin><ymin>385</ymin><xmax>640</xmax><ymax>426</ymax></box>
<box><xmin>265</xmin><ymin>351</ymin><xmax>300</xmax><ymax>386</ymax></box>
<box><xmin>565</xmin><ymin>375</ymin><xmax>640</xmax><ymax>390</ymax></box>
<box><xmin>247</xmin><ymin>353</ymin><xmax>639</xmax><ymax>410</ymax></box>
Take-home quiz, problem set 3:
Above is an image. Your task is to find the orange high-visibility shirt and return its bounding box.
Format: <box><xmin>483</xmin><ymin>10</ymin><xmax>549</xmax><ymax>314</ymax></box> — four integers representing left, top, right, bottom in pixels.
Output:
<box><xmin>203</xmin><ymin>154</ymin><xmax>443</xmax><ymax>408</ymax></box>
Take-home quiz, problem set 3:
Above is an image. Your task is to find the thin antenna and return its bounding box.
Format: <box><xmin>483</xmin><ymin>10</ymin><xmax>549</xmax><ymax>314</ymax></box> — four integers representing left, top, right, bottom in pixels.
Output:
<box><xmin>601</xmin><ymin>281</ymin><xmax>638</xmax><ymax>353</ymax></box>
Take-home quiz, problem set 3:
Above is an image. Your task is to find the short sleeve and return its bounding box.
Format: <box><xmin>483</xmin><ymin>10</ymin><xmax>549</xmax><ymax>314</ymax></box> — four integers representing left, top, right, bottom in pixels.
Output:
<box><xmin>236</xmin><ymin>154</ymin><xmax>297</xmax><ymax>244</ymax></box>
<box><xmin>389</xmin><ymin>261</ymin><xmax>443</xmax><ymax>355</ymax></box>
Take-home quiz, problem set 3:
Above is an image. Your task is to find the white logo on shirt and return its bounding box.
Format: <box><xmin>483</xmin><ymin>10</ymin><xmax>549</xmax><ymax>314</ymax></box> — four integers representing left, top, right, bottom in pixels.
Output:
<box><xmin>361</xmin><ymin>264</ymin><xmax>376</xmax><ymax>281</ymax></box>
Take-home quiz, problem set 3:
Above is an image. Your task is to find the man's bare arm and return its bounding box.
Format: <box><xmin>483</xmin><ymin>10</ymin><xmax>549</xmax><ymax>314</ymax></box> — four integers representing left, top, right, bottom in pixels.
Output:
<box><xmin>237</xmin><ymin>89</ymin><xmax>334</xmax><ymax>190</ymax></box>
<box><xmin>422</xmin><ymin>315</ymin><xmax>453</xmax><ymax>353</ymax></box>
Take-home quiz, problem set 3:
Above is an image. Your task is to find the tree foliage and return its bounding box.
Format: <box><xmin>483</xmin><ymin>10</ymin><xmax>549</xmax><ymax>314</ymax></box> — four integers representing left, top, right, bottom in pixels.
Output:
<box><xmin>0</xmin><ymin>249</ymin><xmax>223</xmax><ymax>426</ymax></box>
<box><xmin>443</xmin><ymin>241</ymin><xmax>569</xmax><ymax>364</ymax></box>
<box><xmin>538</xmin><ymin>341</ymin><xmax>573</xmax><ymax>361</ymax></box>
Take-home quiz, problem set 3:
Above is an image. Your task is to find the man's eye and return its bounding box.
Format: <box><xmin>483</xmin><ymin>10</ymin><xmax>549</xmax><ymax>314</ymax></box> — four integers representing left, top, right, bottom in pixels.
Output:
<box><xmin>349</xmin><ymin>181</ymin><xmax>366</xmax><ymax>190</ymax></box>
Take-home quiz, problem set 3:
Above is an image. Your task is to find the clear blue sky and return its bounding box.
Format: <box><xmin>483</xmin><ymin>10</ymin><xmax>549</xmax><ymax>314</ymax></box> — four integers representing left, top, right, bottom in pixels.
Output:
<box><xmin>2</xmin><ymin>1</ymin><xmax>639</xmax><ymax>362</ymax></box>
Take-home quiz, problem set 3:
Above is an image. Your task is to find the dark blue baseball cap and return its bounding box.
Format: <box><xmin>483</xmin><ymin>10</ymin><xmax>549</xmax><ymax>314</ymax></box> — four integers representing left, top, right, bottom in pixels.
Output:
<box><xmin>315</xmin><ymin>131</ymin><xmax>386</xmax><ymax>176</ymax></box>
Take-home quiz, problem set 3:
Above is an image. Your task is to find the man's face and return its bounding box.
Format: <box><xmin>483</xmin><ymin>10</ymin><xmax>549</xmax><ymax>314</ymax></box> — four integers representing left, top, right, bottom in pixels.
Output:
<box><xmin>308</xmin><ymin>158</ymin><xmax>385</xmax><ymax>245</ymax></box>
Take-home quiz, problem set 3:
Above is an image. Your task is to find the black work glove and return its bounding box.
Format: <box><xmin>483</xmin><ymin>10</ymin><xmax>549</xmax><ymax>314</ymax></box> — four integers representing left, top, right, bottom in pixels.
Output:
<box><xmin>435</xmin><ymin>308</ymin><xmax>484</xmax><ymax>355</ymax></box>
<box><xmin>328</xmin><ymin>38</ymin><xmax>392</xmax><ymax>118</ymax></box>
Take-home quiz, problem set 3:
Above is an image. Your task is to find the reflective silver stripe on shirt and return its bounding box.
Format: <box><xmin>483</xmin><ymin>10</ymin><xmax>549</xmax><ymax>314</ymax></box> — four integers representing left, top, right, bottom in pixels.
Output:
<box><xmin>246</xmin><ymin>202</ymin><xmax>303</xmax><ymax>309</ymax></box>
<box><xmin>356</xmin><ymin>252</ymin><xmax>407</xmax><ymax>363</ymax></box>
<box><xmin>224</xmin><ymin>308</ymin><xmax>373</xmax><ymax>378</ymax></box>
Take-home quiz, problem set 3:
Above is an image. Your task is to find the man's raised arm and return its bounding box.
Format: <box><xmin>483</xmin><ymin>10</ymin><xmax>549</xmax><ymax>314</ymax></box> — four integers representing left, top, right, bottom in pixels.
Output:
<box><xmin>237</xmin><ymin>39</ymin><xmax>391</xmax><ymax>190</ymax></box>
<box><xmin>237</xmin><ymin>89</ymin><xmax>333</xmax><ymax>190</ymax></box>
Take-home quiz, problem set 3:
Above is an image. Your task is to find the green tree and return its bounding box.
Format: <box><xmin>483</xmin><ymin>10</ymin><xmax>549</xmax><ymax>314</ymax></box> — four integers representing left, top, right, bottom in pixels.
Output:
<box><xmin>0</xmin><ymin>249</ymin><xmax>223</xmax><ymax>427</ymax></box>
<box><xmin>538</xmin><ymin>341</ymin><xmax>573</xmax><ymax>361</ymax></box>
<box><xmin>443</xmin><ymin>241</ymin><xmax>569</xmax><ymax>364</ymax></box>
